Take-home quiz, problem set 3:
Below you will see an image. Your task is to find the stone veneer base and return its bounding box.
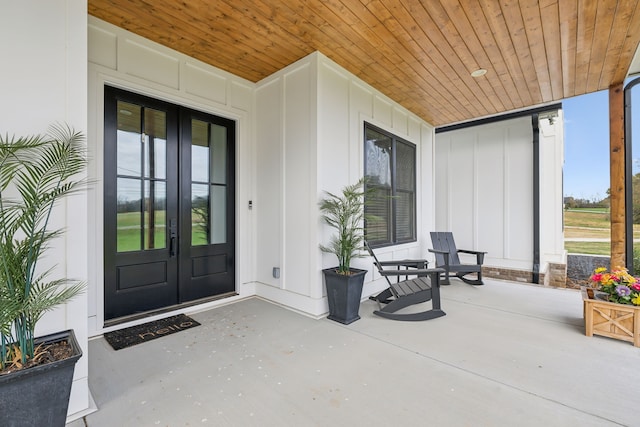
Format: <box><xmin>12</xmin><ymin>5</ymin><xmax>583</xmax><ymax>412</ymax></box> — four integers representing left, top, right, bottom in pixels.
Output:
<box><xmin>482</xmin><ymin>263</ymin><xmax>567</xmax><ymax>288</ymax></box>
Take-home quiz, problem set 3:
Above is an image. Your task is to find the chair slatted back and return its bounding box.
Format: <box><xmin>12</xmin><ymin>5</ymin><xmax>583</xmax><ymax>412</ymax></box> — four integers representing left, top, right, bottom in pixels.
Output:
<box><xmin>364</xmin><ymin>241</ymin><xmax>393</xmax><ymax>287</ymax></box>
<box><xmin>430</xmin><ymin>232</ymin><xmax>461</xmax><ymax>266</ymax></box>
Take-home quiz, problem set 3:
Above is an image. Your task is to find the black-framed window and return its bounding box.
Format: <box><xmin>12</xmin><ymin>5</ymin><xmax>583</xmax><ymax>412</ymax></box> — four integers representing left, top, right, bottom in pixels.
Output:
<box><xmin>364</xmin><ymin>123</ymin><xmax>416</xmax><ymax>247</ymax></box>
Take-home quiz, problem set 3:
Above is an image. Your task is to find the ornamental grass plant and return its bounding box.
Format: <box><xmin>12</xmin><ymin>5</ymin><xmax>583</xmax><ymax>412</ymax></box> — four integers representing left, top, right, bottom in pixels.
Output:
<box><xmin>319</xmin><ymin>178</ymin><xmax>368</xmax><ymax>275</ymax></box>
<box><xmin>0</xmin><ymin>125</ymin><xmax>86</xmax><ymax>372</ymax></box>
<box><xmin>589</xmin><ymin>267</ymin><xmax>640</xmax><ymax>306</ymax></box>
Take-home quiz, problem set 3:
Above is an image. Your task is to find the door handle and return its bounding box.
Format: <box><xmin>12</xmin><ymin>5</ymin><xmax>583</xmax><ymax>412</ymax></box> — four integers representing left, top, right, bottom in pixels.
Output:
<box><xmin>169</xmin><ymin>218</ymin><xmax>177</xmax><ymax>257</ymax></box>
<box><xmin>170</xmin><ymin>236</ymin><xmax>176</xmax><ymax>257</ymax></box>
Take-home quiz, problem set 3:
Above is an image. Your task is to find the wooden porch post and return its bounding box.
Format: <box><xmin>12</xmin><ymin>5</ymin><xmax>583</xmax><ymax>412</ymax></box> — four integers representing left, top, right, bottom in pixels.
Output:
<box><xmin>610</xmin><ymin>82</ymin><xmax>625</xmax><ymax>268</ymax></box>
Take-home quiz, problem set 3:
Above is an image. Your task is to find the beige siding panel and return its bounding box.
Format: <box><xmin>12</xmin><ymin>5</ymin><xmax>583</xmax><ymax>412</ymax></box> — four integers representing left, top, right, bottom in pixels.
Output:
<box><xmin>88</xmin><ymin>24</ymin><xmax>117</xmax><ymax>69</ymax></box>
<box><xmin>283</xmin><ymin>64</ymin><xmax>312</xmax><ymax>296</ymax></box>
<box><xmin>255</xmin><ymin>80</ymin><xmax>283</xmax><ymax>288</ymax></box>
<box><xmin>230</xmin><ymin>81</ymin><xmax>253</xmax><ymax>111</ymax></box>
<box><xmin>120</xmin><ymin>39</ymin><xmax>180</xmax><ymax>89</ymax></box>
<box><xmin>318</xmin><ymin>61</ymin><xmax>350</xmax><ymax>184</ymax></box>
<box><xmin>373</xmin><ymin>95</ymin><xmax>393</xmax><ymax>127</ymax></box>
<box><xmin>505</xmin><ymin>121</ymin><xmax>534</xmax><ymax>262</ymax></box>
<box><xmin>476</xmin><ymin>126</ymin><xmax>506</xmax><ymax>259</ymax></box>
<box><xmin>184</xmin><ymin>62</ymin><xmax>227</xmax><ymax>104</ymax></box>
<box><xmin>392</xmin><ymin>107</ymin><xmax>409</xmax><ymax>136</ymax></box>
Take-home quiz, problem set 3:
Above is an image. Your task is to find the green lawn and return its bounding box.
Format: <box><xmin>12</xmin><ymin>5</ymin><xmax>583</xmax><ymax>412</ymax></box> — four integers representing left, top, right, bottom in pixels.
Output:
<box><xmin>564</xmin><ymin>241</ymin><xmax>610</xmax><ymax>256</ymax></box>
<box><xmin>564</xmin><ymin>208</ymin><xmax>610</xmax><ymax>256</ymax></box>
<box><xmin>564</xmin><ymin>208</ymin><xmax>640</xmax><ymax>256</ymax></box>
<box><xmin>563</xmin><ymin>209</ymin><xmax>610</xmax><ymax>229</ymax></box>
<box><xmin>565</xmin><ymin>207</ymin><xmax>610</xmax><ymax>213</ymax></box>
<box><xmin>116</xmin><ymin>210</ymin><xmax>209</xmax><ymax>251</ymax></box>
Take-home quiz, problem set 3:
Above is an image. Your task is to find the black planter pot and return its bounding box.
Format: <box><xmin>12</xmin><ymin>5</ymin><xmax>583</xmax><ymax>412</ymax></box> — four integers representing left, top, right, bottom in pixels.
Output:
<box><xmin>0</xmin><ymin>329</ymin><xmax>82</xmax><ymax>427</ymax></box>
<box><xmin>323</xmin><ymin>267</ymin><xmax>367</xmax><ymax>324</ymax></box>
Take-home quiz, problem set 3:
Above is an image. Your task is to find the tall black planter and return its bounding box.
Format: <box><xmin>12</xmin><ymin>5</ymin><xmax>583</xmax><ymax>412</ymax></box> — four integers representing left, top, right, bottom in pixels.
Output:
<box><xmin>323</xmin><ymin>267</ymin><xmax>367</xmax><ymax>324</ymax></box>
<box><xmin>0</xmin><ymin>329</ymin><xmax>82</xmax><ymax>427</ymax></box>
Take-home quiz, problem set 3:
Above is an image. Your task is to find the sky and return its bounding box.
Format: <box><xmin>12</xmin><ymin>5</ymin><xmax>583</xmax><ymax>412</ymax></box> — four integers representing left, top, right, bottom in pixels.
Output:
<box><xmin>562</xmin><ymin>90</ymin><xmax>611</xmax><ymax>201</ymax></box>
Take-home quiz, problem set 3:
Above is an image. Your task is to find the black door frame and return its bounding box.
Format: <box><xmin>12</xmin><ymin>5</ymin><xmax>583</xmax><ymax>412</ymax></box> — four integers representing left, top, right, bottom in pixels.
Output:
<box><xmin>177</xmin><ymin>107</ymin><xmax>237</xmax><ymax>302</ymax></box>
<box><xmin>103</xmin><ymin>85</ymin><xmax>236</xmax><ymax>322</ymax></box>
<box><xmin>624</xmin><ymin>77</ymin><xmax>640</xmax><ymax>271</ymax></box>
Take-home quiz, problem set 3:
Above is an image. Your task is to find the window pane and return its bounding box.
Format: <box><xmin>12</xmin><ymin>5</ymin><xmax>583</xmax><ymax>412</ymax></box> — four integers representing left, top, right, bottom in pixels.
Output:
<box><xmin>365</xmin><ymin>127</ymin><xmax>392</xmax><ymax>245</ymax></box>
<box><xmin>396</xmin><ymin>141</ymin><xmax>415</xmax><ymax>192</ymax></box>
<box><xmin>364</xmin><ymin>124</ymin><xmax>416</xmax><ymax>246</ymax></box>
<box><xmin>395</xmin><ymin>141</ymin><xmax>416</xmax><ymax>241</ymax></box>
<box><xmin>192</xmin><ymin>119</ymin><xmax>210</xmax><ymax>183</ymax></box>
<box><xmin>116</xmin><ymin>101</ymin><xmax>141</xmax><ymax>177</ymax></box>
<box><xmin>117</xmin><ymin>177</ymin><xmax>141</xmax><ymax>252</ymax></box>
<box><xmin>210</xmin><ymin>124</ymin><xmax>227</xmax><ymax>185</ymax></box>
<box><xmin>192</xmin><ymin>184</ymin><xmax>209</xmax><ymax>246</ymax></box>
<box><xmin>143</xmin><ymin>108</ymin><xmax>166</xmax><ymax>180</ymax></box>
<box><xmin>210</xmin><ymin>184</ymin><xmax>227</xmax><ymax>244</ymax></box>
<box><xmin>365</xmin><ymin>128</ymin><xmax>392</xmax><ymax>187</ymax></box>
<box><xmin>365</xmin><ymin>186</ymin><xmax>392</xmax><ymax>244</ymax></box>
<box><xmin>191</xmin><ymin>119</ymin><xmax>228</xmax><ymax>246</ymax></box>
<box><xmin>395</xmin><ymin>190</ymin><xmax>415</xmax><ymax>241</ymax></box>
<box><xmin>143</xmin><ymin>180</ymin><xmax>166</xmax><ymax>250</ymax></box>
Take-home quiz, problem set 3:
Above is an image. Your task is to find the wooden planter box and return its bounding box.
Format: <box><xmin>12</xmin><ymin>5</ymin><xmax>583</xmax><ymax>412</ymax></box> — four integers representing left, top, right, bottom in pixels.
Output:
<box><xmin>582</xmin><ymin>287</ymin><xmax>640</xmax><ymax>347</ymax></box>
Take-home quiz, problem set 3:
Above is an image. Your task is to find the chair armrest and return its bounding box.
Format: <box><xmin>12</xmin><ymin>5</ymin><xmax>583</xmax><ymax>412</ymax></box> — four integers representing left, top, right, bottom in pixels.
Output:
<box><xmin>428</xmin><ymin>249</ymin><xmax>450</xmax><ymax>268</ymax></box>
<box><xmin>428</xmin><ymin>248</ymin><xmax>449</xmax><ymax>254</ymax></box>
<box><xmin>457</xmin><ymin>249</ymin><xmax>487</xmax><ymax>255</ymax></box>
<box><xmin>377</xmin><ymin>259</ymin><xmax>428</xmax><ymax>267</ymax></box>
<box><xmin>379</xmin><ymin>268</ymin><xmax>444</xmax><ymax>278</ymax></box>
<box><xmin>457</xmin><ymin>249</ymin><xmax>486</xmax><ymax>265</ymax></box>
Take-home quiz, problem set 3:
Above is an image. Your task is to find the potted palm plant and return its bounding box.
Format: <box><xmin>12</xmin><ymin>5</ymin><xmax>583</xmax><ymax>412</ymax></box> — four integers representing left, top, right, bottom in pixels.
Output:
<box><xmin>320</xmin><ymin>178</ymin><xmax>368</xmax><ymax>324</ymax></box>
<box><xmin>0</xmin><ymin>124</ymin><xmax>86</xmax><ymax>426</ymax></box>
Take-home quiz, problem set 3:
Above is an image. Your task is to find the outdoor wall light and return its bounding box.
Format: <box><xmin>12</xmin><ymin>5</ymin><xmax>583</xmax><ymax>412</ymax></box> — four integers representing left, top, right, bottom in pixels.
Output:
<box><xmin>539</xmin><ymin>111</ymin><xmax>559</xmax><ymax>125</ymax></box>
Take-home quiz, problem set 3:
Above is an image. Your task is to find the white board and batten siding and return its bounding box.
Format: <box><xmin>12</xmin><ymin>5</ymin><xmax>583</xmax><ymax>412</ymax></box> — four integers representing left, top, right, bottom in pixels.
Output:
<box><xmin>87</xmin><ymin>16</ymin><xmax>256</xmax><ymax>336</ymax></box>
<box><xmin>1</xmin><ymin>1</ymin><xmax>90</xmax><ymax>421</ymax></box>
<box><xmin>3</xmin><ymin>5</ymin><xmax>566</xmax><ymax>423</ymax></box>
<box><xmin>435</xmin><ymin>114</ymin><xmax>565</xmax><ymax>275</ymax></box>
<box><xmin>255</xmin><ymin>52</ymin><xmax>437</xmax><ymax>316</ymax></box>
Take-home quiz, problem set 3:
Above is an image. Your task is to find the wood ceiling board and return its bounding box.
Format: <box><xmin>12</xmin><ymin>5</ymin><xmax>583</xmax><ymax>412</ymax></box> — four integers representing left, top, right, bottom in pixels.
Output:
<box><xmin>478</xmin><ymin>0</ymin><xmax>535</xmax><ymax>108</ymax></box>
<box><xmin>88</xmin><ymin>0</ymin><xmax>640</xmax><ymax>126</ymax></box>
<box><xmin>574</xmin><ymin>0</ymin><xmax>598</xmax><ymax>96</ymax></box>
<box><xmin>611</xmin><ymin>1</ymin><xmax>640</xmax><ymax>84</ymax></box>
<box><xmin>540</xmin><ymin>1</ymin><xmax>563</xmax><ymax>100</ymax></box>
<box><xmin>586</xmin><ymin>1</ymin><xmax>617</xmax><ymax>93</ymax></box>
<box><xmin>558</xmin><ymin>0</ymin><xmax>578</xmax><ymax>99</ymax></box>
<box><xmin>412</xmin><ymin>0</ymin><xmax>499</xmax><ymax>116</ymax></box>
<box><xmin>599</xmin><ymin>2</ymin><xmax>637</xmax><ymax>89</ymax></box>
<box><xmin>462</xmin><ymin>0</ymin><xmax>523</xmax><ymax>109</ymax></box>
<box><xmin>440</xmin><ymin>0</ymin><xmax>515</xmax><ymax>112</ymax></box>
<box><xmin>348</xmin><ymin>0</ymin><xmax>472</xmax><ymax>121</ymax></box>
<box><xmin>520</xmin><ymin>0</ymin><xmax>553</xmax><ymax>102</ymax></box>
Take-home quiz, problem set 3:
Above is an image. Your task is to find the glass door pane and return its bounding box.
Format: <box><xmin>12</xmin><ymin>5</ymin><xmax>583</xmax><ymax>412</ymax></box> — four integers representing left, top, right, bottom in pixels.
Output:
<box><xmin>191</xmin><ymin>119</ymin><xmax>227</xmax><ymax>246</ymax></box>
<box><xmin>116</xmin><ymin>101</ymin><xmax>167</xmax><ymax>252</ymax></box>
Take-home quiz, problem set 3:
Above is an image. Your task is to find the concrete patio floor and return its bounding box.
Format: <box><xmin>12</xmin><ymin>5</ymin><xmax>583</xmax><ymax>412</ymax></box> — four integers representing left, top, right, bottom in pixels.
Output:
<box><xmin>70</xmin><ymin>279</ymin><xmax>639</xmax><ymax>426</ymax></box>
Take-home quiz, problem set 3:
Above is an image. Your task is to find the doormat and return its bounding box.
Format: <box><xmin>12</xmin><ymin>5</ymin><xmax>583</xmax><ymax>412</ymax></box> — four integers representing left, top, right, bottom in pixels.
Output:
<box><xmin>104</xmin><ymin>314</ymin><xmax>200</xmax><ymax>350</ymax></box>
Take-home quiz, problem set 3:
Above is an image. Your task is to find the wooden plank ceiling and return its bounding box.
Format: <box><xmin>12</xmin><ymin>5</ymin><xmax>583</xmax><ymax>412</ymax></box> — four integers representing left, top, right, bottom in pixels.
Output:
<box><xmin>89</xmin><ymin>0</ymin><xmax>640</xmax><ymax>127</ymax></box>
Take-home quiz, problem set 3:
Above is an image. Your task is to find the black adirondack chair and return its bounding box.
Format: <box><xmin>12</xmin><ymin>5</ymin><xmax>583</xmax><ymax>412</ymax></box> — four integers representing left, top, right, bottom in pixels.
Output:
<box><xmin>429</xmin><ymin>232</ymin><xmax>486</xmax><ymax>286</ymax></box>
<box><xmin>365</xmin><ymin>242</ymin><xmax>446</xmax><ymax>321</ymax></box>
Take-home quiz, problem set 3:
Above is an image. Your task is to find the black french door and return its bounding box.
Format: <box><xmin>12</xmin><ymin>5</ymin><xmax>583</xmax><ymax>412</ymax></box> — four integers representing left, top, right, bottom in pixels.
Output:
<box><xmin>104</xmin><ymin>86</ymin><xmax>235</xmax><ymax>321</ymax></box>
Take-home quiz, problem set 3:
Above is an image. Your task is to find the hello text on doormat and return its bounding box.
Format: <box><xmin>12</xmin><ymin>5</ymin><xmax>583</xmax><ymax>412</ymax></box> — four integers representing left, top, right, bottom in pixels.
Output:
<box><xmin>104</xmin><ymin>314</ymin><xmax>200</xmax><ymax>350</ymax></box>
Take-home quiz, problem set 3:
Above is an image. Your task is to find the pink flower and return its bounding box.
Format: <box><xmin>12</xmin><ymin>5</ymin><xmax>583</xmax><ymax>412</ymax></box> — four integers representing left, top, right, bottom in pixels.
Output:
<box><xmin>591</xmin><ymin>274</ymin><xmax>603</xmax><ymax>282</ymax></box>
<box><xmin>632</xmin><ymin>284</ymin><xmax>640</xmax><ymax>291</ymax></box>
